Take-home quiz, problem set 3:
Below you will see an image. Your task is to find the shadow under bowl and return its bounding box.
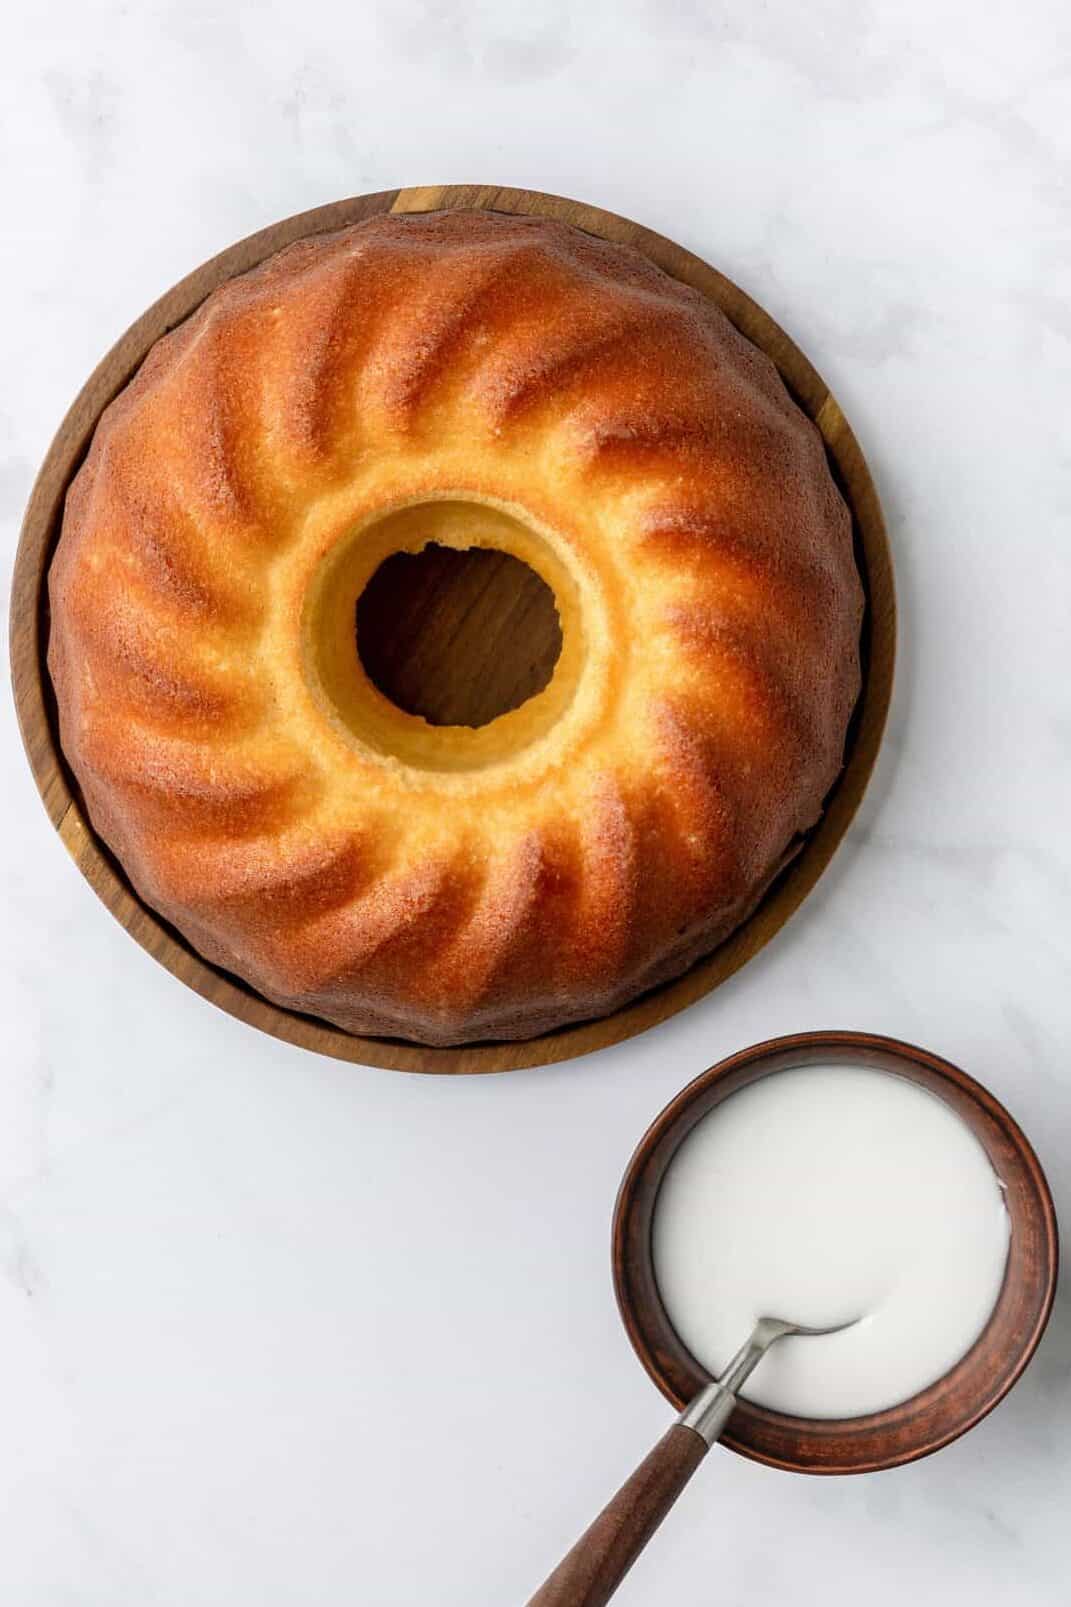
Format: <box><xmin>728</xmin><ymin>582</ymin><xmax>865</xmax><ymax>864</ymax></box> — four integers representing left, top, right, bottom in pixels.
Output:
<box><xmin>612</xmin><ymin>1031</ymin><xmax>1058</xmax><ymax>1474</ymax></box>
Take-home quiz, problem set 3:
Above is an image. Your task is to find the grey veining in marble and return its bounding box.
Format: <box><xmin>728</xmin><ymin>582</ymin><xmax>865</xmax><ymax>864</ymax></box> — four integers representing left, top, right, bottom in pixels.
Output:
<box><xmin>2</xmin><ymin>2</ymin><xmax>1069</xmax><ymax>1602</ymax></box>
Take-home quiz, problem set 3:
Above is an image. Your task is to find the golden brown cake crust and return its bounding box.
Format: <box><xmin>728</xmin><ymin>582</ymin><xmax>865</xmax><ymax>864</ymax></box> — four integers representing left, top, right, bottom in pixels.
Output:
<box><xmin>48</xmin><ymin>210</ymin><xmax>863</xmax><ymax>1045</ymax></box>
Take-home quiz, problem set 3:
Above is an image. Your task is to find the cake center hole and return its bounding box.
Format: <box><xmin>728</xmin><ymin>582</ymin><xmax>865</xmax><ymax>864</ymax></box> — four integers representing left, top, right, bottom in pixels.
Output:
<box><xmin>356</xmin><ymin>544</ymin><xmax>563</xmax><ymax>728</ymax></box>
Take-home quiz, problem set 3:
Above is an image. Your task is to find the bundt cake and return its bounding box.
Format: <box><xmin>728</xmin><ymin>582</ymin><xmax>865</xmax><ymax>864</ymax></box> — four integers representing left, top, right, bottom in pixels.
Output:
<box><xmin>48</xmin><ymin>209</ymin><xmax>863</xmax><ymax>1046</ymax></box>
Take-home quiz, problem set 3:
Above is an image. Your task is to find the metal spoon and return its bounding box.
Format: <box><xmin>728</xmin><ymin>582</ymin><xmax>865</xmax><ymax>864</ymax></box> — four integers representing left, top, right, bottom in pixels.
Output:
<box><xmin>527</xmin><ymin>1317</ymin><xmax>854</xmax><ymax>1607</ymax></box>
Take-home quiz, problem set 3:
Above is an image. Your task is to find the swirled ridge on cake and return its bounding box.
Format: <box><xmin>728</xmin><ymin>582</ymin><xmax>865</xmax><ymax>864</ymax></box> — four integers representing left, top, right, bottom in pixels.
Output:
<box><xmin>48</xmin><ymin>210</ymin><xmax>863</xmax><ymax>1045</ymax></box>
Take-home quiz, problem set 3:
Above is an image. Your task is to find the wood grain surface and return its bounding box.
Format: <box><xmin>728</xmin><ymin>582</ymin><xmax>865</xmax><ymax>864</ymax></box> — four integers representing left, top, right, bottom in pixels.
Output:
<box><xmin>10</xmin><ymin>185</ymin><xmax>896</xmax><ymax>1073</ymax></box>
<box><xmin>612</xmin><ymin>1032</ymin><xmax>1059</xmax><ymax>1474</ymax></box>
<box><xmin>357</xmin><ymin>544</ymin><xmax>562</xmax><ymax>728</ymax></box>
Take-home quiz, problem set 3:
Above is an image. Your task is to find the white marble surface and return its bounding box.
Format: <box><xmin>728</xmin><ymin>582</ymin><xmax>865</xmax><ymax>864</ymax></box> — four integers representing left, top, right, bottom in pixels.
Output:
<box><xmin>2</xmin><ymin>2</ymin><xmax>1070</xmax><ymax>1601</ymax></box>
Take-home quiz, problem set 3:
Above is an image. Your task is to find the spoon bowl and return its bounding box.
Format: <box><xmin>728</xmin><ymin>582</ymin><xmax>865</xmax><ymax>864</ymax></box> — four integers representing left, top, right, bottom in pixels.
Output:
<box><xmin>761</xmin><ymin>1317</ymin><xmax>858</xmax><ymax>1339</ymax></box>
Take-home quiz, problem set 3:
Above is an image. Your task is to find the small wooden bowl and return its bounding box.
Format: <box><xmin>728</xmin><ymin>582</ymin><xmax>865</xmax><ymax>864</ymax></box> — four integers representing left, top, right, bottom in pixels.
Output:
<box><xmin>613</xmin><ymin>1032</ymin><xmax>1058</xmax><ymax>1474</ymax></box>
<box><xmin>11</xmin><ymin>185</ymin><xmax>895</xmax><ymax>1074</ymax></box>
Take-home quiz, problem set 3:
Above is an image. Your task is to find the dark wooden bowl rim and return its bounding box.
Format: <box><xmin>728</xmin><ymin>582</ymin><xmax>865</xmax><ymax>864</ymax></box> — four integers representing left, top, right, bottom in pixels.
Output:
<box><xmin>613</xmin><ymin>1031</ymin><xmax>1058</xmax><ymax>1474</ymax></box>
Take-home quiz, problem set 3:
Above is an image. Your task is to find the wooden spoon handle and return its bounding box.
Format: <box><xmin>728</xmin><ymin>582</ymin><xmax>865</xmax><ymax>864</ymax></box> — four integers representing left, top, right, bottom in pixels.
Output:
<box><xmin>526</xmin><ymin>1424</ymin><xmax>708</xmax><ymax>1607</ymax></box>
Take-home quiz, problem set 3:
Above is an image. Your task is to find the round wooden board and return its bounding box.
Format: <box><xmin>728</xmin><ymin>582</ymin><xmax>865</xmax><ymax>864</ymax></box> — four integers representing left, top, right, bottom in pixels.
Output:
<box><xmin>10</xmin><ymin>185</ymin><xmax>895</xmax><ymax>1074</ymax></box>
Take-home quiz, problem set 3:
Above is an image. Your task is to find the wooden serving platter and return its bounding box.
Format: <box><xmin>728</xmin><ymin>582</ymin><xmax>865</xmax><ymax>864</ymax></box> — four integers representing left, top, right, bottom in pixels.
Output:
<box><xmin>10</xmin><ymin>185</ymin><xmax>895</xmax><ymax>1074</ymax></box>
